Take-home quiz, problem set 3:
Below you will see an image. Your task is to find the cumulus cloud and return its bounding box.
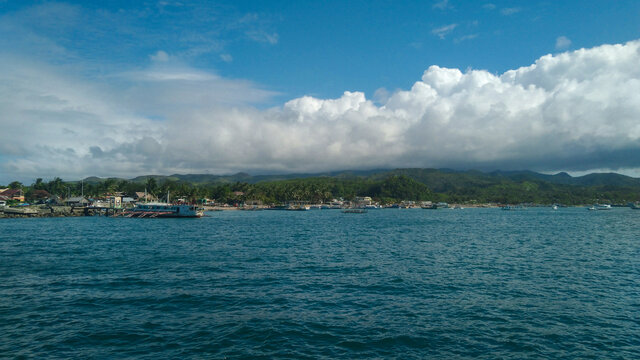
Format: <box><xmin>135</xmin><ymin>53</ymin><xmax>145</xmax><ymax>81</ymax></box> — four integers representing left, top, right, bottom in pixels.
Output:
<box><xmin>3</xmin><ymin>40</ymin><xmax>640</xmax><ymax>182</ymax></box>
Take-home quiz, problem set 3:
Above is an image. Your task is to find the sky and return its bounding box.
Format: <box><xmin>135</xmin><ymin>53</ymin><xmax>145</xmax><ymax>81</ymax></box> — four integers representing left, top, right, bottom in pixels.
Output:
<box><xmin>1</xmin><ymin>0</ymin><xmax>640</xmax><ymax>184</ymax></box>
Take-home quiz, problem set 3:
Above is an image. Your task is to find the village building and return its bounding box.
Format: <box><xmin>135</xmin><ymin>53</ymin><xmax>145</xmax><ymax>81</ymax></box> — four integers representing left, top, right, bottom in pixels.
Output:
<box><xmin>64</xmin><ymin>196</ymin><xmax>89</xmax><ymax>206</ymax></box>
<box><xmin>0</xmin><ymin>188</ymin><xmax>25</xmax><ymax>202</ymax></box>
<box><xmin>30</xmin><ymin>190</ymin><xmax>51</xmax><ymax>203</ymax></box>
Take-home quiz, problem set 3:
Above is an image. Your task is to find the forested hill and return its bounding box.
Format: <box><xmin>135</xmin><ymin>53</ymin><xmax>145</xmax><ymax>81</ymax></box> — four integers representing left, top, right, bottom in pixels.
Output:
<box><xmin>95</xmin><ymin>168</ymin><xmax>640</xmax><ymax>189</ymax></box>
<box><xmin>69</xmin><ymin>168</ymin><xmax>640</xmax><ymax>205</ymax></box>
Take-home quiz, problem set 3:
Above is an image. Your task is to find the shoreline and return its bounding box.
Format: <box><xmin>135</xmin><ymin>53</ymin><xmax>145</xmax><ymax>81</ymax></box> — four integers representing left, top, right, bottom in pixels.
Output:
<box><xmin>0</xmin><ymin>204</ymin><xmax>622</xmax><ymax>218</ymax></box>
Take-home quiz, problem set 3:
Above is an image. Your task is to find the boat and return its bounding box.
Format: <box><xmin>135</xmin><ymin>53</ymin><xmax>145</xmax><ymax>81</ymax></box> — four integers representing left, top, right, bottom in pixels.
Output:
<box><xmin>436</xmin><ymin>202</ymin><xmax>449</xmax><ymax>209</ymax></box>
<box><xmin>125</xmin><ymin>203</ymin><xmax>204</xmax><ymax>218</ymax></box>
<box><xmin>588</xmin><ymin>204</ymin><xmax>612</xmax><ymax>211</ymax></box>
<box><xmin>630</xmin><ymin>202</ymin><xmax>640</xmax><ymax>210</ymax></box>
<box><xmin>502</xmin><ymin>205</ymin><xmax>524</xmax><ymax>210</ymax></box>
<box><xmin>123</xmin><ymin>190</ymin><xmax>204</xmax><ymax>218</ymax></box>
<box><xmin>552</xmin><ymin>205</ymin><xmax>558</xmax><ymax>210</ymax></box>
<box><xmin>421</xmin><ymin>201</ymin><xmax>437</xmax><ymax>209</ymax></box>
<box><xmin>342</xmin><ymin>209</ymin><xmax>367</xmax><ymax>214</ymax></box>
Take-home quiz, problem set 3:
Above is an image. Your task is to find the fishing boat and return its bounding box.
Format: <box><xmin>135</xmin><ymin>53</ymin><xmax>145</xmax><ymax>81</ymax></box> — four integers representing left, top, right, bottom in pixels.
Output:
<box><xmin>124</xmin><ymin>191</ymin><xmax>203</xmax><ymax>218</ymax></box>
<box><xmin>125</xmin><ymin>203</ymin><xmax>204</xmax><ymax>218</ymax></box>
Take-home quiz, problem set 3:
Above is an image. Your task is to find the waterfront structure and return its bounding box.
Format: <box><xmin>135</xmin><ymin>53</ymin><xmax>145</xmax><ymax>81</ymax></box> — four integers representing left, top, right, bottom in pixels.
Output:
<box><xmin>64</xmin><ymin>197</ymin><xmax>89</xmax><ymax>207</ymax></box>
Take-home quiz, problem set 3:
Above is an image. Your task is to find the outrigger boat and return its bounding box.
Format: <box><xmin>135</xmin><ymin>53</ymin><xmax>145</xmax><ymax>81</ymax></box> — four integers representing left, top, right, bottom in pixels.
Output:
<box><xmin>123</xmin><ymin>191</ymin><xmax>204</xmax><ymax>218</ymax></box>
<box><xmin>124</xmin><ymin>203</ymin><xmax>204</xmax><ymax>218</ymax></box>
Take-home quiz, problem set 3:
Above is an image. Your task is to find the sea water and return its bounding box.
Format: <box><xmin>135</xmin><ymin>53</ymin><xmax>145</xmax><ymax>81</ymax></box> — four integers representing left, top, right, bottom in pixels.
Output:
<box><xmin>1</xmin><ymin>208</ymin><xmax>638</xmax><ymax>358</ymax></box>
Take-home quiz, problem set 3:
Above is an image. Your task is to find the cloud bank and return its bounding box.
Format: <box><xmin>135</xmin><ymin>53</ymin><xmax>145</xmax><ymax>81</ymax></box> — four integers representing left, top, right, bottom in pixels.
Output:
<box><xmin>2</xmin><ymin>40</ymin><xmax>640</xmax><ymax>182</ymax></box>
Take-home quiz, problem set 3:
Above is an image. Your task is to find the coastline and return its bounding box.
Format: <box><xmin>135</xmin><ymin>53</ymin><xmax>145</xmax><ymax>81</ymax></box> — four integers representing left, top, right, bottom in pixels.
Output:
<box><xmin>0</xmin><ymin>203</ymin><xmax>609</xmax><ymax>218</ymax></box>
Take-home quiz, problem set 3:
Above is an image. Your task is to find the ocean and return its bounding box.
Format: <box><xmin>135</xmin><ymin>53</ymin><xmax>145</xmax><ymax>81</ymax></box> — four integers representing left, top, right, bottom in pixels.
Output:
<box><xmin>1</xmin><ymin>207</ymin><xmax>638</xmax><ymax>359</ymax></box>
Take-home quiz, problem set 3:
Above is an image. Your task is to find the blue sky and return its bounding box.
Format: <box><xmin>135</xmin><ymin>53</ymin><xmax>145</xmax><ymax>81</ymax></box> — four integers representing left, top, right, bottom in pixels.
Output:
<box><xmin>1</xmin><ymin>0</ymin><xmax>640</xmax><ymax>183</ymax></box>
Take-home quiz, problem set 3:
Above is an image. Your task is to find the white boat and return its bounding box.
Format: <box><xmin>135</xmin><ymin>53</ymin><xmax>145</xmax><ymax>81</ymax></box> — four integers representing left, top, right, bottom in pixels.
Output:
<box><xmin>125</xmin><ymin>202</ymin><xmax>204</xmax><ymax>218</ymax></box>
<box><xmin>552</xmin><ymin>205</ymin><xmax>558</xmax><ymax>210</ymax></box>
<box><xmin>588</xmin><ymin>204</ymin><xmax>612</xmax><ymax>211</ymax></box>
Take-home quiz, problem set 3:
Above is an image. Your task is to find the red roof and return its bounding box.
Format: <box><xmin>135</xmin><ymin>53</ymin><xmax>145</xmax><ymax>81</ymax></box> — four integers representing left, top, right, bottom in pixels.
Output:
<box><xmin>31</xmin><ymin>190</ymin><xmax>51</xmax><ymax>199</ymax></box>
<box><xmin>0</xmin><ymin>189</ymin><xmax>22</xmax><ymax>197</ymax></box>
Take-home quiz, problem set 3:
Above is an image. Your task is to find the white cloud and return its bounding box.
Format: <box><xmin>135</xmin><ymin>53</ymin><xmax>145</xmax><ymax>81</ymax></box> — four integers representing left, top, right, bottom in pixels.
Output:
<box><xmin>555</xmin><ymin>36</ymin><xmax>572</xmax><ymax>50</ymax></box>
<box><xmin>4</xmin><ymin>40</ymin><xmax>640</xmax><ymax>182</ymax></box>
<box><xmin>433</xmin><ymin>0</ymin><xmax>450</xmax><ymax>10</ymax></box>
<box><xmin>432</xmin><ymin>24</ymin><xmax>458</xmax><ymax>39</ymax></box>
<box><xmin>220</xmin><ymin>53</ymin><xmax>233</xmax><ymax>62</ymax></box>
<box><xmin>501</xmin><ymin>7</ymin><xmax>521</xmax><ymax>15</ymax></box>
<box><xmin>150</xmin><ymin>50</ymin><xmax>170</xmax><ymax>62</ymax></box>
<box><xmin>246</xmin><ymin>30</ymin><xmax>279</xmax><ymax>44</ymax></box>
<box><xmin>455</xmin><ymin>34</ymin><xmax>478</xmax><ymax>43</ymax></box>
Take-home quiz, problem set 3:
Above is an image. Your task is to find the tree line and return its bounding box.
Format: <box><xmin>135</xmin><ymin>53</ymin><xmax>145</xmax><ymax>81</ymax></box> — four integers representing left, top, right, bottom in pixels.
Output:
<box><xmin>3</xmin><ymin>172</ymin><xmax>638</xmax><ymax>205</ymax></box>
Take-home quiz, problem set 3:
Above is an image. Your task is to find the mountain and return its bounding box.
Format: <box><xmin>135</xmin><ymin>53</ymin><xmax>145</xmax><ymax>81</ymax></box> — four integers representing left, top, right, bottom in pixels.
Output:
<box><xmin>82</xmin><ymin>168</ymin><xmax>640</xmax><ymax>190</ymax></box>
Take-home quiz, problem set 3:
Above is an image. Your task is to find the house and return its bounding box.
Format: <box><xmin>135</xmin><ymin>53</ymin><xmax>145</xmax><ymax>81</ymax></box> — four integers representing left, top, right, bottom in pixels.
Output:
<box><xmin>30</xmin><ymin>190</ymin><xmax>51</xmax><ymax>202</ymax></box>
<box><xmin>64</xmin><ymin>196</ymin><xmax>89</xmax><ymax>206</ymax></box>
<box><xmin>0</xmin><ymin>188</ymin><xmax>25</xmax><ymax>202</ymax></box>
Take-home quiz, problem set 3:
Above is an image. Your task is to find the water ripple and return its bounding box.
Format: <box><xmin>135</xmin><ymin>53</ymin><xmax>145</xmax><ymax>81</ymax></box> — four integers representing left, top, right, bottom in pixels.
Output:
<box><xmin>1</xmin><ymin>208</ymin><xmax>639</xmax><ymax>358</ymax></box>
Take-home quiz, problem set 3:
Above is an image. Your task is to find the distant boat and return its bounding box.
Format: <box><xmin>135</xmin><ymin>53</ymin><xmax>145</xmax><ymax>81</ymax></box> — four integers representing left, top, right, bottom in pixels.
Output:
<box><xmin>287</xmin><ymin>205</ymin><xmax>310</xmax><ymax>211</ymax></box>
<box><xmin>422</xmin><ymin>202</ymin><xmax>449</xmax><ymax>209</ymax></box>
<box><xmin>588</xmin><ymin>204</ymin><xmax>612</xmax><ymax>211</ymax></box>
<box><xmin>342</xmin><ymin>209</ymin><xmax>367</xmax><ymax>214</ymax></box>
<box><xmin>630</xmin><ymin>202</ymin><xmax>640</xmax><ymax>210</ymax></box>
<box><xmin>552</xmin><ymin>205</ymin><xmax>558</xmax><ymax>210</ymax></box>
<box><xmin>502</xmin><ymin>205</ymin><xmax>524</xmax><ymax>210</ymax></box>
